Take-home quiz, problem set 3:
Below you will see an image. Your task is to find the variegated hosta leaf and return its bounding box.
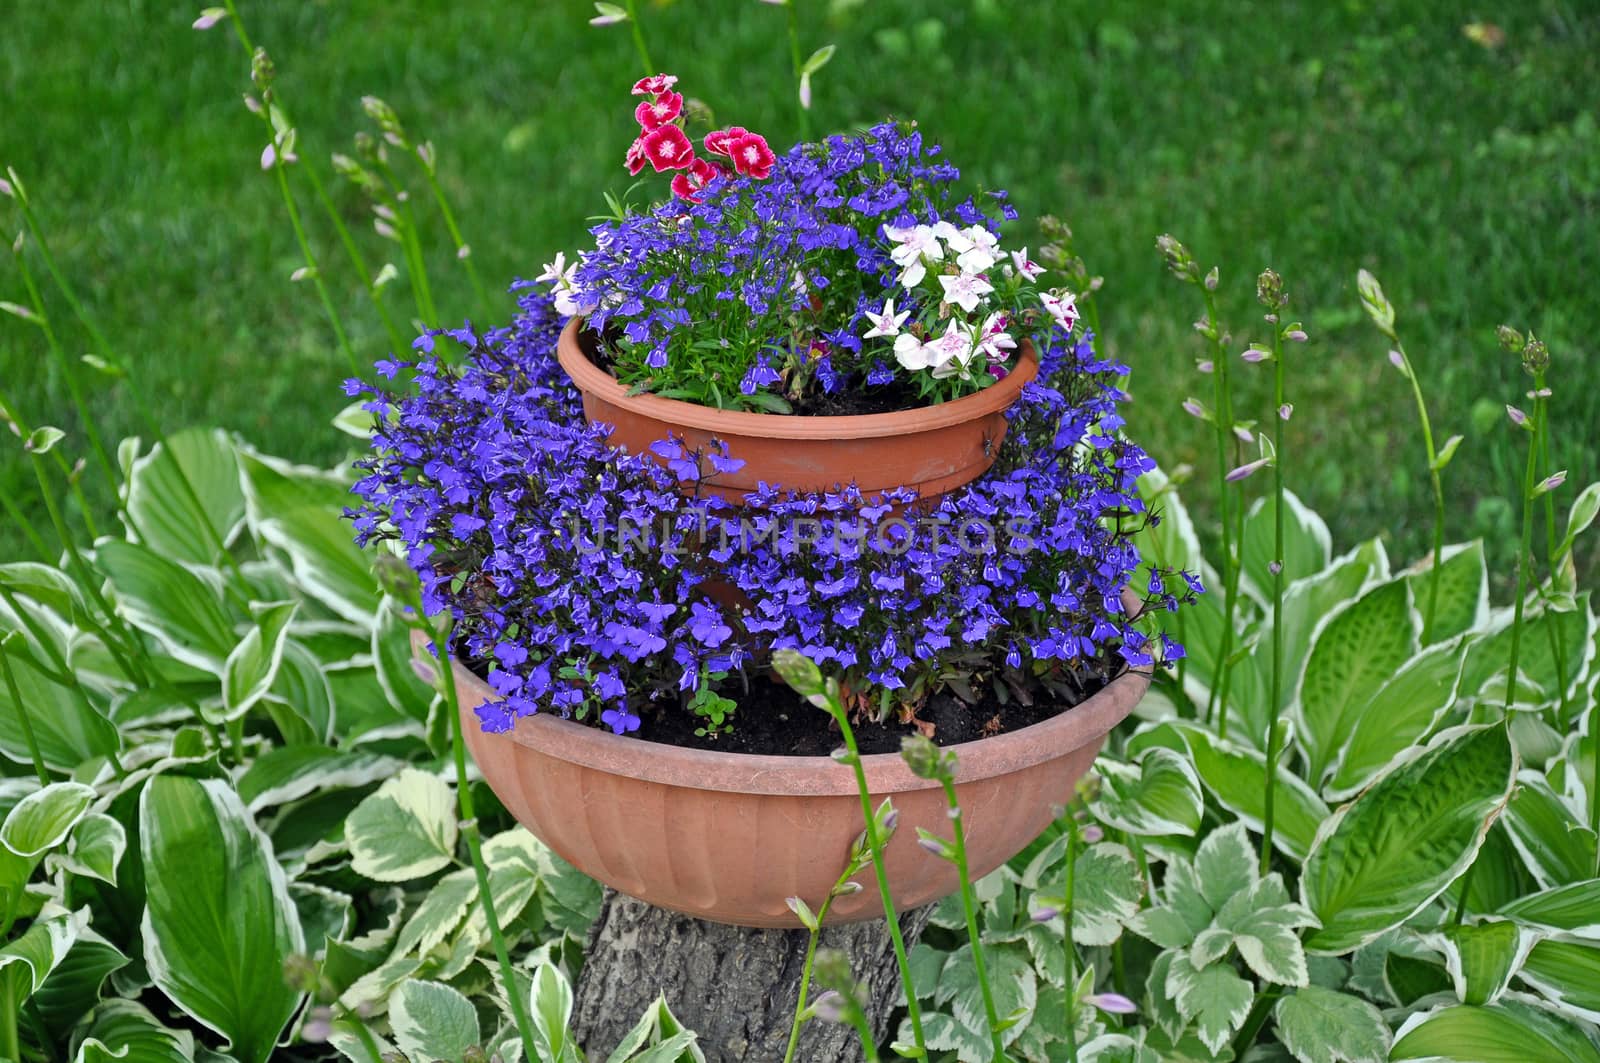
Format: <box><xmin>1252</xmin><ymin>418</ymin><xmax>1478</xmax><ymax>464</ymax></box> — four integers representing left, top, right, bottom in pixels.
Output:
<box><xmin>1271</xmin><ymin>984</ymin><xmax>1389</xmax><ymax>1063</ymax></box>
<box><xmin>1295</xmin><ymin>577</ymin><xmax>1419</xmax><ymax>786</ymax></box>
<box><xmin>0</xmin><ymin>645</ymin><xmax>121</xmax><ymax>772</ymax></box>
<box><xmin>1127</xmin><ymin>826</ymin><xmax>1258</xmax><ymax>952</ymax></box>
<box><xmin>1192</xmin><ymin>821</ymin><xmax>1256</xmax><ymax>911</ymax></box>
<box><xmin>1500</xmin><ymin>880</ymin><xmax>1600</xmax><ymax>939</ymax></box>
<box><xmin>935</xmin><ymin>943</ymin><xmax>1035</xmax><ymax>1046</ymax></box>
<box><xmin>74</xmin><ymin>998</ymin><xmax>198</xmax><ymax>1063</ymax></box>
<box><xmin>1173</xmin><ymin>723</ymin><xmax>1330</xmax><ymax>861</ymax></box>
<box><xmin>389</xmin><ymin>979</ymin><xmax>480</xmax><ymax>1063</ymax></box>
<box><xmin>122</xmin><ymin>427</ymin><xmax>246</xmax><ymax>567</ymax></box>
<box><xmin>1</xmin><ymin>780</ymin><xmax>95</xmax><ymax>858</ymax></box>
<box><xmin>344</xmin><ymin>768</ymin><xmax>457</xmax><ymax>882</ymax></box>
<box><xmin>1094</xmin><ymin>747</ymin><xmax>1204</xmax><ymax>837</ymax></box>
<box><xmin>235</xmin><ymin>744</ymin><xmax>403</xmax><ymax>814</ymax></box>
<box><xmin>339</xmin><ymin>955</ymin><xmax>421</xmax><ymax>1017</ymax></box>
<box><xmin>1301</xmin><ymin>724</ymin><xmax>1516</xmax><ymax>953</ymax></box>
<box><xmin>914</xmin><ymin>1010</ymin><xmax>994</xmax><ymax>1061</ymax></box>
<box><xmin>1239</xmin><ymin>489</ymin><xmax>1333</xmax><ymax>606</ymax></box>
<box><xmin>257</xmin><ymin>505</ymin><xmax>382</xmax><ymax>628</ymax></box>
<box><xmin>1459</xmin><ymin>596</ymin><xmax>1595</xmax><ymax>712</ymax></box>
<box><xmin>140</xmin><ymin>775</ymin><xmax>304</xmax><ymax>1063</ymax></box>
<box><xmin>219</xmin><ymin>600</ymin><xmax>299</xmax><ymax>722</ymax></box>
<box><xmin>0</xmin><ymin>909</ymin><xmax>81</xmax><ymax>999</ymax></box>
<box><xmin>1500</xmin><ymin>771</ymin><xmax>1597</xmax><ymax>888</ymax></box>
<box><xmin>95</xmin><ymin>539</ymin><xmax>238</xmax><ymax>671</ymax></box>
<box><xmin>1027</xmin><ymin>840</ymin><xmax>1144</xmax><ymax>947</ymax></box>
<box><xmin>55</xmin><ymin>811</ymin><xmax>127</xmax><ymax>885</ymax></box>
<box><xmin>1518</xmin><ymin>937</ymin><xmax>1600</xmax><ymax>1023</ymax></box>
<box><xmin>392</xmin><ymin>869</ymin><xmax>477</xmax><ymax>959</ymax></box>
<box><xmin>1389</xmin><ymin>997</ymin><xmax>1600</xmax><ymax>1062</ymax></box>
<box><xmin>529</xmin><ymin>960</ymin><xmax>582</xmax><ymax>1063</ymax></box>
<box><xmin>1212</xmin><ymin>877</ymin><xmax>1320</xmax><ymax>987</ymax></box>
<box><xmin>1406</xmin><ymin>540</ymin><xmax>1490</xmax><ymax>646</ymax></box>
<box><xmin>603</xmin><ymin>992</ymin><xmax>706</xmax><ymax>1063</ymax></box>
<box><xmin>1436</xmin><ymin>919</ymin><xmax>1538</xmax><ymax>1005</ymax></box>
<box><xmin>1164</xmin><ymin>952</ymin><xmax>1255</xmax><ymax>1055</ymax></box>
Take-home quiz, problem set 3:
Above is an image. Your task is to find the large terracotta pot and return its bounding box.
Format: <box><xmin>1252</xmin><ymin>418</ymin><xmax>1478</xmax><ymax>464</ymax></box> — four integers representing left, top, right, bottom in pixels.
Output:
<box><xmin>423</xmin><ymin>643</ymin><xmax>1149</xmax><ymax>929</ymax></box>
<box><xmin>556</xmin><ymin>318</ymin><xmax>1039</xmax><ymax>505</ymax></box>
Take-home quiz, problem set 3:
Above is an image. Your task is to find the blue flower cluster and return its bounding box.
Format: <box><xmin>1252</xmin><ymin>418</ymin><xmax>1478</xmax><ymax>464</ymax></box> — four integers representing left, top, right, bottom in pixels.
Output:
<box><xmin>552</xmin><ymin>121</ymin><xmax>1018</xmax><ymax>408</ymax></box>
<box><xmin>349</xmin><ymin>289</ymin><xmax>1194</xmax><ymax>738</ymax></box>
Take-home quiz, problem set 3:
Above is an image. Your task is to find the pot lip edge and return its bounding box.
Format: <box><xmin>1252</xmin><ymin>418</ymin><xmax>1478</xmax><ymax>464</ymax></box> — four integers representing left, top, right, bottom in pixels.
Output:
<box><xmin>555</xmin><ymin>316</ymin><xmax>1040</xmax><ymax>441</ymax></box>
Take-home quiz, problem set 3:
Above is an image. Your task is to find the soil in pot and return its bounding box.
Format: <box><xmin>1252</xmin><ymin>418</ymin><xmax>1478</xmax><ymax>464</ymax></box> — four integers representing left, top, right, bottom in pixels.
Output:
<box><xmin>457</xmin><ymin>643</ymin><xmax>1122</xmax><ymax>756</ymax></box>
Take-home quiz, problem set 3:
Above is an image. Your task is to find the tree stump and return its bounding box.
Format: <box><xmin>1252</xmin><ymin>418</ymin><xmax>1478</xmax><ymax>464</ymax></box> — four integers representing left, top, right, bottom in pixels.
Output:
<box><xmin>572</xmin><ymin>888</ymin><xmax>934</xmax><ymax>1062</ymax></box>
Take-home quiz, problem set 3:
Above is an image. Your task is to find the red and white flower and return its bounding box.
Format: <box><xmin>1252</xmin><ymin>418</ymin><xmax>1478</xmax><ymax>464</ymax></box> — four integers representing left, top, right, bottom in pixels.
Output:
<box><xmin>1040</xmin><ymin>290</ymin><xmax>1079</xmax><ymax>332</ymax></box>
<box><xmin>938</xmin><ymin>271</ymin><xmax>994</xmax><ymax>314</ymax></box>
<box><xmin>640</xmin><ymin>124</ymin><xmax>696</xmax><ymax>171</ymax></box>
<box><xmin>862</xmin><ymin>297</ymin><xmax>910</xmax><ymax>340</ymax></box>
<box><xmin>727</xmin><ymin>132</ymin><xmax>775</xmax><ymax>178</ymax></box>
<box><xmin>1009</xmin><ymin>246</ymin><xmax>1045</xmax><ymax>282</ymax></box>
<box><xmin>976</xmin><ymin>311</ymin><xmax>1016</xmax><ymax>361</ymax></box>
<box><xmin>631</xmin><ymin>73</ymin><xmax>679</xmax><ymax>96</ymax></box>
<box><xmin>703</xmin><ymin>126</ymin><xmax>749</xmax><ymax>158</ymax></box>
<box><xmin>669</xmin><ymin>158</ymin><xmax>721</xmax><ymax>203</ymax></box>
<box><xmin>634</xmin><ymin>90</ymin><xmax>684</xmax><ymax>131</ymax></box>
<box><xmin>624</xmin><ymin>137</ymin><xmax>648</xmax><ymax>175</ymax></box>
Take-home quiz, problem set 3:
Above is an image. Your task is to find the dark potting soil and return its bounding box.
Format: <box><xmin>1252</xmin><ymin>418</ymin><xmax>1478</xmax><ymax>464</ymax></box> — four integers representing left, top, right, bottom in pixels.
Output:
<box><xmin>581</xmin><ymin>329</ymin><xmax>930</xmax><ymax>418</ymax></box>
<box><xmin>462</xmin><ymin>638</ymin><xmax>1120</xmax><ymax>756</ymax></box>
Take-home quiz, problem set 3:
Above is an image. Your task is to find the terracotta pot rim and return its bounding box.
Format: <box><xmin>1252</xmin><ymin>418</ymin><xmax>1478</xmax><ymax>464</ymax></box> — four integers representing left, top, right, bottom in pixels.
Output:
<box><xmin>556</xmin><ymin>316</ymin><xmax>1040</xmax><ymax>442</ymax></box>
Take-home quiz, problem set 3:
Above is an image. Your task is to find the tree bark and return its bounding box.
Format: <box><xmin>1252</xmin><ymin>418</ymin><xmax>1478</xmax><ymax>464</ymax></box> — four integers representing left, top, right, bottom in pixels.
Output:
<box><xmin>572</xmin><ymin>888</ymin><xmax>933</xmax><ymax>1063</ymax></box>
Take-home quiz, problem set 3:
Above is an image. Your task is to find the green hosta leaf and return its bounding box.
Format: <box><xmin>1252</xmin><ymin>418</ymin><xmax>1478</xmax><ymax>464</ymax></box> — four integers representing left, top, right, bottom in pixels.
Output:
<box><xmin>235</xmin><ymin>744</ymin><xmax>401</xmax><ymax>813</ymax></box>
<box><xmin>1301</xmin><ymin>724</ymin><xmax>1516</xmax><ymax>954</ymax></box>
<box><xmin>1519</xmin><ymin>938</ymin><xmax>1600</xmax><ymax>1022</ymax></box>
<box><xmin>24</xmin><ymin>425</ymin><xmax>65</xmax><ymax>453</ymax></box>
<box><xmin>96</xmin><ymin>539</ymin><xmax>236</xmax><ymax>670</ymax></box>
<box><xmin>1500</xmin><ymin>880</ymin><xmax>1600</xmax><ymax>938</ymax></box>
<box><xmin>219</xmin><ymin>600</ymin><xmax>298</xmax><ymax>722</ymax></box>
<box><xmin>31</xmin><ymin>931</ymin><xmax>129</xmax><ymax>1041</ymax></box>
<box><xmin>1295</xmin><ymin>578</ymin><xmax>1418</xmax><ymax>785</ymax></box>
<box><xmin>263</xmin><ymin>640</ymin><xmax>335</xmax><ymax>744</ymax></box>
<box><xmin>123</xmin><ymin>427</ymin><xmax>245</xmax><ymax>566</ymax></box>
<box><xmin>258</xmin><ymin>505</ymin><xmax>381</xmax><ymax>627</ymax></box>
<box><xmin>140</xmin><ymin>775</ymin><xmax>304</xmax><ymax>1063</ymax></box>
<box><xmin>1501</xmin><ymin>772</ymin><xmax>1597</xmax><ymax>888</ymax></box>
<box><xmin>605</xmin><ymin>993</ymin><xmax>706</xmax><ymax>1063</ymax></box>
<box><xmin>529</xmin><ymin>961</ymin><xmax>581</xmax><ymax>1062</ymax></box>
<box><xmin>0</xmin><ymin>640</ymin><xmax>121</xmax><ymax>772</ymax></box>
<box><xmin>1460</xmin><ymin>597</ymin><xmax>1594</xmax><ymax>711</ymax></box>
<box><xmin>1164</xmin><ymin>952</ymin><xmax>1254</xmax><ymax>1055</ymax></box>
<box><xmin>1407</xmin><ymin>541</ymin><xmax>1489</xmax><ymax>645</ymax></box>
<box><xmin>373</xmin><ymin>597</ymin><xmax>436</xmax><ymax>723</ymax></box>
<box><xmin>344</xmin><ymin>768</ymin><xmax>457</xmax><ymax>881</ymax></box>
<box><xmin>1177</xmin><ymin>724</ymin><xmax>1330</xmax><ymax>861</ymax></box>
<box><xmin>1556</xmin><ymin>481</ymin><xmax>1600</xmax><ymax>560</ymax></box>
<box><xmin>73</xmin><ymin>998</ymin><xmax>197</xmax><ymax>1063</ymax></box>
<box><xmin>58</xmin><ymin>811</ymin><xmax>127</xmax><ymax>885</ymax></box>
<box><xmin>937</xmin><ymin>943</ymin><xmax>1035</xmax><ymax>1045</ymax></box>
<box><xmin>1</xmin><ymin>781</ymin><xmax>94</xmax><ymax>857</ymax></box>
<box><xmin>1439</xmin><ymin>919</ymin><xmax>1536</xmax><ymax>1005</ymax></box>
<box><xmin>1026</xmin><ymin>839</ymin><xmax>1144</xmax><ymax>946</ymax></box>
<box><xmin>1239</xmin><ymin>489</ymin><xmax>1332</xmax><ymax>604</ymax></box>
<box><xmin>389</xmin><ymin>979</ymin><xmax>480</xmax><ymax>1063</ymax></box>
<box><xmin>0</xmin><ymin>910</ymin><xmax>80</xmax><ymax>999</ymax></box>
<box><xmin>1271</xmin><ymin>984</ymin><xmax>1388</xmax><ymax>1063</ymax></box>
<box><xmin>1390</xmin><ymin>999</ymin><xmax>1600</xmax><ymax>1062</ymax></box>
<box><xmin>1094</xmin><ymin>747</ymin><xmax>1204</xmax><ymax>837</ymax></box>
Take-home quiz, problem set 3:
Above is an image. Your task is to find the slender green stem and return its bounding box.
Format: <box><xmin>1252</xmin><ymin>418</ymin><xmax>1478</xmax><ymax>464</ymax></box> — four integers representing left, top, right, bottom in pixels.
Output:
<box><xmin>1200</xmin><ymin>288</ymin><xmax>1236</xmax><ymax>735</ymax></box>
<box><xmin>1261</xmin><ymin>320</ymin><xmax>1287</xmax><ymax>875</ymax></box>
<box><xmin>418</xmin><ymin>165</ymin><xmax>493</xmax><ymax>316</ymax></box>
<box><xmin>785</xmin><ymin>0</ymin><xmax>812</xmax><ymax>142</ymax></box>
<box><xmin>781</xmin><ymin>862</ymin><xmax>859</xmax><ymax>1063</ymax></box>
<box><xmin>428</xmin><ymin>613</ymin><xmax>538</xmax><ymax>1059</ymax></box>
<box><xmin>0</xmin><ymin>644</ymin><xmax>50</xmax><ymax>786</ymax></box>
<box><xmin>834</xmin><ymin>713</ymin><xmax>926</xmax><ymax>1057</ymax></box>
<box><xmin>0</xmin><ymin>981</ymin><xmax>18</xmax><ymax>1063</ymax></box>
<box><xmin>622</xmin><ymin>0</ymin><xmax>654</xmax><ymax>77</ymax></box>
<box><xmin>270</xmin><ymin>159</ymin><xmax>361</xmax><ymax>376</ymax></box>
<box><xmin>1535</xmin><ymin>414</ymin><xmax>1571</xmax><ymax>720</ymax></box>
<box><xmin>1063</xmin><ymin>819</ymin><xmax>1079</xmax><ymax>1063</ymax></box>
<box><xmin>941</xmin><ymin>778</ymin><xmax>1004</xmax><ymax>1060</ymax></box>
<box><xmin>1393</xmin><ymin>340</ymin><xmax>1445</xmax><ymax>642</ymax></box>
<box><xmin>1505</xmin><ymin>379</ymin><xmax>1545</xmax><ymax>715</ymax></box>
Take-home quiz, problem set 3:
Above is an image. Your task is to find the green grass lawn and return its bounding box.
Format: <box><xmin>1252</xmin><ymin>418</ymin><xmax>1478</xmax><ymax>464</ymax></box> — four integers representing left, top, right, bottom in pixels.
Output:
<box><xmin>3</xmin><ymin>0</ymin><xmax>1597</xmax><ymax>577</ymax></box>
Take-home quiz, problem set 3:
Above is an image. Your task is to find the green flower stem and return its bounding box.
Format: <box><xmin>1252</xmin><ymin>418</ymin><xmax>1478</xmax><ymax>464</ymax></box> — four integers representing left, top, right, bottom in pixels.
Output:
<box><xmin>622</xmin><ymin>0</ymin><xmax>654</xmax><ymax>78</ymax></box>
<box><xmin>1200</xmin><ymin>287</ymin><xmax>1237</xmax><ymax>736</ymax></box>
<box><xmin>11</xmin><ymin>190</ymin><xmax>252</xmax><ymax>597</ymax></box>
<box><xmin>426</xmin><ymin>612</ymin><xmax>539</xmax><ymax>1060</ymax></box>
<box><xmin>1504</xmin><ymin>374</ymin><xmax>1546</xmax><ymax>715</ymax></box>
<box><xmin>940</xmin><ymin>777</ymin><xmax>1004</xmax><ymax>1060</ymax></box>
<box><xmin>1062</xmin><ymin>818</ymin><xmax>1079</xmax><ymax>1063</ymax></box>
<box><xmin>1534</xmin><ymin>415</ymin><xmax>1571</xmax><ymax>720</ymax></box>
<box><xmin>832</xmin><ymin>712</ymin><xmax>926</xmax><ymax>1057</ymax></box>
<box><xmin>1260</xmin><ymin>321</ymin><xmax>1287</xmax><ymax>875</ymax></box>
<box><xmin>271</xmin><ymin>158</ymin><xmax>361</xmax><ymax>376</ymax></box>
<box><xmin>782</xmin><ymin>863</ymin><xmax>860</xmax><ymax>1063</ymax></box>
<box><xmin>369</xmin><ymin>154</ymin><xmax>439</xmax><ymax>328</ymax></box>
<box><xmin>1392</xmin><ymin>339</ymin><xmax>1446</xmax><ymax>643</ymax></box>
<box><xmin>785</xmin><ymin>0</ymin><xmax>811</xmax><ymax>142</ymax></box>
<box><xmin>0</xmin><ymin>644</ymin><xmax>49</xmax><ymax>787</ymax></box>
<box><xmin>0</xmin><ymin>992</ymin><xmax>16</xmax><ymax>1063</ymax></box>
<box><xmin>417</xmin><ymin>165</ymin><xmax>493</xmax><ymax>318</ymax></box>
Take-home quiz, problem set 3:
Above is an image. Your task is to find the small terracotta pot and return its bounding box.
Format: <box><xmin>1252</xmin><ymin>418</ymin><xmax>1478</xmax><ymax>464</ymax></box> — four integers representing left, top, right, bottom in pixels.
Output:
<box><xmin>424</xmin><ymin>639</ymin><xmax>1149</xmax><ymax>929</ymax></box>
<box><xmin>556</xmin><ymin>318</ymin><xmax>1039</xmax><ymax>505</ymax></box>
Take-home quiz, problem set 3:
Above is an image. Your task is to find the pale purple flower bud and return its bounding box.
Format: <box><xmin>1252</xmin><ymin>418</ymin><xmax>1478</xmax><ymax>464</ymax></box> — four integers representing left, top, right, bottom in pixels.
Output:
<box><xmin>1388</xmin><ymin>349</ymin><xmax>1406</xmax><ymax>371</ymax></box>
<box><xmin>373</xmin><ymin>203</ymin><xmax>397</xmax><ymax>222</ymax></box>
<box><xmin>1233</xmin><ymin>424</ymin><xmax>1254</xmax><ymax>444</ymax></box>
<box><xmin>1086</xmin><ymin>992</ymin><xmax>1138</xmax><ymax>1015</ymax></box>
<box><xmin>11</xmin><ymin>231</ymin><xmax>22</xmax><ymax>254</ymax></box>
<box><xmin>1241</xmin><ymin>347</ymin><xmax>1270</xmax><ymax>363</ymax></box>
<box><xmin>1286</xmin><ymin>329</ymin><xmax>1307</xmax><ymax>342</ymax></box>
<box><xmin>416</xmin><ymin>142</ymin><xmax>436</xmax><ymax>169</ymax></box>
<box><xmin>1269</xmin><ymin>560</ymin><xmax>1283</xmax><ymax>575</ymax></box>
<box><xmin>374</xmin><ymin>219</ymin><xmax>400</xmax><ymax>241</ymax></box>
<box><xmin>383</xmin><ymin>130</ymin><xmax>406</xmax><ymax>148</ymax></box>
<box><xmin>1536</xmin><ymin>470</ymin><xmax>1568</xmax><ymax>494</ymax></box>
<box><xmin>799</xmin><ymin>73</ymin><xmax>813</xmax><ymax>110</ymax></box>
<box><xmin>882</xmin><ymin>808</ymin><xmax>899</xmax><ymax>833</ymax></box>
<box><xmin>1278</xmin><ymin>403</ymin><xmax>1293</xmax><ymax>421</ymax></box>
<box><xmin>243</xmin><ymin>94</ymin><xmax>262</xmax><ymax>114</ymax></box>
<box><xmin>0</xmin><ymin>301</ymin><xmax>38</xmax><ymax>322</ymax></box>
<box><xmin>0</xmin><ymin>178</ymin><xmax>13</xmax><ymax>199</ymax></box>
<box><xmin>947</xmin><ymin>806</ymin><xmax>961</xmax><ymax>820</ymax></box>
<box><xmin>1030</xmin><ymin>906</ymin><xmax>1059</xmax><ymax>922</ymax></box>
<box><xmin>192</xmin><ymin>7</ymin><xmax>226</xmax><ymax>30</ymax></box>
<box><xmin>260</xmin><ymin>143</ymin><xmax>277</xmax><ymax>170</ymax></box>
<box><xmin>832</xmin><ymin>880</ymin><xmax>864</xmax><ymax>896</ymax></box>
<box><xmin>1203</xmin><ymin>266</ymin><xmax>1219</xmax><ymax>291</ymax></box>
<box><xmin>1196</xmin><ymin>359</ymin><xmax>1214</xmax><ymax>374</ymax></box>
<box><xmin>1506</xmin><ymin>404</ymin><xmax>1528</xmax><ymax>427</ymax></box>
<box><xmin>1527</xmin><ymin>387</ymin><xmax>1552</xmax><ymax>399</ymax></box>
<box><xmin>1181</xmin><ymin>398</ymin><xmax>1205</xmax><ymax>419</ymax></box>
<box><xmin>457</xmin><ymin>244</ymin><xmax>472</xmax><ymax>260</ymax></box>
<box><xmin>590</xmin><ymin>13</ymin><xmax>626</xmax><ymax>24</ymax></box>
<box><xmin>289</xmin><ymin>266</ymin><xmax>315</xmax><ymax>282</ymax></box>
<box><xmin>917</xmin><ymin>837</ymin><xmax>944</xmax><ymax>856</ymax></box>
<box><xmin>1081</xmin><ymin>824</ymin><xmax>1104</xmax><ymax>843</ymax></box>
<box><xmin>1226</xmin><ymin>458</ymin><xmax>1271</xmax><ymax>482</ymax></box>
<box><xmin>811</xmin><ymin>990</ymin><xmax>845</xmax><ymax>1023</ymax></box>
